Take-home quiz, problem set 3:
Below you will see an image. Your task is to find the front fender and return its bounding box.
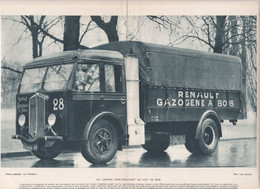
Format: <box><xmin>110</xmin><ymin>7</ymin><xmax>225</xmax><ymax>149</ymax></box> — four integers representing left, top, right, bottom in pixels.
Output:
<box><xmin>81</xmin><ymin>111</ymin><xmax>124</xmax><ymax>141</ymax></box>
<box><xmin>195</xmin><ymin>110</ymin><xmax>222</xmax><ymax>139</ymax></box>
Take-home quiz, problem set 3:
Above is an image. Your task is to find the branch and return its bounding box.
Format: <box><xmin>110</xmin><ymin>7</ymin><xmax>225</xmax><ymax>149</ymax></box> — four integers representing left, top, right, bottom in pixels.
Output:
<box><xmin>38</xmin><ymin>16</ymin><xmax>46</xmax><ymax>27</ymax></box>
<box><xmin>201</xmin><ymin>16</ymin><xmax>213</xmax><ymax>47</ymax></box>
<box><xmin>13</xmin><ymin>27</ymin><xmax>29</xmax><ymax>46</ymax></box>
<box><xmin>90</xmin><ymin>16</ymin><xmax>106</xmax><ymax>30</ymax></box>
<box><xmin>42</xmin><ymin>16</ymin><xmax>63</xmax><ymax>31</ymax></box>
<box><xmin>146</xmin><ymin>15</ymin><xmax>169</xmax><ymax>29</ymax></box>
<box><xmin>174</xmin><ymin>35</ymin><xmax>215</xmax><ymax>49</ymax></box>
<box><xmin>79</xmin><ymin>20</ymin><xmax>92</xmax><ymax>44</ymax></box>
<box><xmin>127</xmin><ymin>18</ymin><xmax>144</xmax><ymax>41</ymax></box>
<box><xmin>1</xmin><ymin>66</ymin><xmax>22</xmax><ymax>74</ymax></box>
<box><xmin>2</xmin><ymin>17</ymin><xmax>24</xmax><ymax>25</ymax></box>
<box><xmin>183</xmin><ymin>16</ymin><xmax>202</xmax><ymax>41</ymax></box>
<box><xmin>26</xmin><ymin>16</ymin><xmax>89</xmax><ymax>49</ymax></box>
<box><xmin>224</xmin><ymin>41</ymin><xmax>256</xmax><ymax>46</ymax></box>
<box><xmin>21</xmin><ymin>16</ymin><xmax>32</xmax><ymax>31</ymax></box>
<box><xmin>222</xmin><ymin>27</ymin><xmax>255</xmax><ymax>46</ymax></box>
<box><xmin>209</xmin><ymin>16</ymin><xmax>216</xmax><ymax>27</ymax></box>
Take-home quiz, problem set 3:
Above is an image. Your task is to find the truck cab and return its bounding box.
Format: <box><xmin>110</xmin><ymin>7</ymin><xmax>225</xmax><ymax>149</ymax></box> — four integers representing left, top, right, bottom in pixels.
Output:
<box><xmin>13</xmin><ymin>50</ymin><xmax>131</xmax><ymax>164</ymax></box>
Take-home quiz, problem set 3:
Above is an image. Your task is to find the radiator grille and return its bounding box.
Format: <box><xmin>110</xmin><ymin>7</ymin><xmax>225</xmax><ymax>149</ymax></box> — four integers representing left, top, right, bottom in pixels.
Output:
<box><xmin>29</xmin><ymin>93</ymin><xmax>45</xmax><ymax>139</ymax></box>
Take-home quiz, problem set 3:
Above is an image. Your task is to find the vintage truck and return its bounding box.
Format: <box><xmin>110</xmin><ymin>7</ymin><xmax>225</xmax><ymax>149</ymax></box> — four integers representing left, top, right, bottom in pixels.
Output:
<box><xmin>12</xmin><ymin>41</ymin><xmax>244</xmax><ymax>164</ymax></box>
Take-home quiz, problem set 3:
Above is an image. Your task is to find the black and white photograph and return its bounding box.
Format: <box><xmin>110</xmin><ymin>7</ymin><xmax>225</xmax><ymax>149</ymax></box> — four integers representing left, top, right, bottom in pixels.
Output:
<box><xmin>0</xmin><ymin>1</ymin><xmax>258</xmax><ymax>188</ymax></box>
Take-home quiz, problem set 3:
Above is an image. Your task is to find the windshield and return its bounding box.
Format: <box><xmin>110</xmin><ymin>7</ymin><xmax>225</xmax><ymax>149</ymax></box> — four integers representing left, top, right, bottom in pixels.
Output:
<box><xmin>19</xmin><ymin>64</ymin><xmax>74</xmax><ymax>93</ymax></box>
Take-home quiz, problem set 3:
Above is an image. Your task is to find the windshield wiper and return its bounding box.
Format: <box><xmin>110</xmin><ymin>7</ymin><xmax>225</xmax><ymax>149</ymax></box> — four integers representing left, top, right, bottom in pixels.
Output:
<box><xmin>49</xmin><ymin>66</ymin><xmax>66</xmax><ymax>80</ymax></box>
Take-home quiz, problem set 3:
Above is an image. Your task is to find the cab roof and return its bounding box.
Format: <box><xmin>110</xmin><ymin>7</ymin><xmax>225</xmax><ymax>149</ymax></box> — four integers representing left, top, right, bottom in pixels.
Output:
<box><xmin>24</xmin><ymin>49</ymin><xmax>124</xmax><ymax>69</ymax></box>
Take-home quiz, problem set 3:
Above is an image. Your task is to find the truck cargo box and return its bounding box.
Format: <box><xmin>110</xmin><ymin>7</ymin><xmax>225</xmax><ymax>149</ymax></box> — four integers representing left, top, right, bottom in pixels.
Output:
<box><xmin>94</xmin><ymin>41</ymin><xmax>244</xmax><ymax>122</ymax></box>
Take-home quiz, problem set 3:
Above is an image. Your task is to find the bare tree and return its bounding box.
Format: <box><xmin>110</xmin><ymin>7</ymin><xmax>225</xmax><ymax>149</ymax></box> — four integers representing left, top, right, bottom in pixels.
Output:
<box><xmin>20</xmin><ymin>16</ymin><xmax>46</xmax><ymax>58</ymax></box>
<box><xmin>1</xmin><ymin>16</ymin><xmax>63</xmax><ymax>75</ymax></box>
<box><xmin>3</xmin><ymin>15</ymin><xmax>64</xmax><ymax>58</ymax></box>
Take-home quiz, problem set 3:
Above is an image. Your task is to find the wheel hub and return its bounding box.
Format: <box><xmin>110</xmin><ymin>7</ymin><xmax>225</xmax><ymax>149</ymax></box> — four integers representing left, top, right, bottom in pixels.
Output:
<box><xmin>94</xmin><ymin>129</ymin><xmax>112</xmax><ymax>153</ymax></box>
<box><xmin>203</xmin><ymin>127</ymin><xmax>214</xmax><ymax>145</ymax></box>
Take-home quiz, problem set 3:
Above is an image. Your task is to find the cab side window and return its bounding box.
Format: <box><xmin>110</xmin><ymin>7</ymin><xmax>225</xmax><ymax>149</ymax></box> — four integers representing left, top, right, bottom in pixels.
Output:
<box><xmin>105</xmin><ymin>65</ymin><xmax>115</xmax><ymax>92</ymax></box>
<box><xmin>73</xmin><ymin>64</ymin><xmax>100</xmax><ymax>92</ymax></box>
<box><xmin>105</xmin><ymin>64</ymin><xmax>123</xmax><ymax>93</ymax></box>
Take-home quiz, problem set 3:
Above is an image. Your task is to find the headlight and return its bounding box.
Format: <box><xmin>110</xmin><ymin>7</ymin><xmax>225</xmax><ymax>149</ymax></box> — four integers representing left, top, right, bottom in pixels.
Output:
<box><xmin>18</xmin><ymin>114</ymin><xmax>26</xmax><ymax>126</ymax></box>
<box><xmin>48</xmin><ymin>113</ymin><xmax>56</xmax><ymax>126</ymax></box>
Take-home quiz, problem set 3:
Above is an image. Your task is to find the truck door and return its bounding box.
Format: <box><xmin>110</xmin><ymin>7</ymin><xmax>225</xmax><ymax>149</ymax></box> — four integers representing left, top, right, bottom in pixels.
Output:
<box><xmin>102</xmin><ymin>63</ymin><xmax>126</xmax><ymax>124</ymax></box>
<box><xmin>70</xmin><ymin>63</ymin><xmax>104</xmax><ymax>140</ymax></box>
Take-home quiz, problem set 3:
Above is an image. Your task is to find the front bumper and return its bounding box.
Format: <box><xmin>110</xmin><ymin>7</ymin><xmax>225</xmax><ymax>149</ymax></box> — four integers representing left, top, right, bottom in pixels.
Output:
<box><xmin>12</xmin><ymin>134</ymin><xmax>63</xmax><ymax>145</ymax></box>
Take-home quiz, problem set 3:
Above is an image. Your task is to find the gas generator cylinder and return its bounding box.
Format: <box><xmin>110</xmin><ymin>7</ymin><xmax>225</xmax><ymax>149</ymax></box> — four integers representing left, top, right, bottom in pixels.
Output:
<box><xmin>125</xmin><ymin>56</ymin><xmax>140</xmax><ymax>125</ymax></box>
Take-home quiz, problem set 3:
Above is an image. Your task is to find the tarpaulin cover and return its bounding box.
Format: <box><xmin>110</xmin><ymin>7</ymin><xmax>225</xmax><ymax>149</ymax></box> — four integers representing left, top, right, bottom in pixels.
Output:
<box><xmin>94</xmin><ymin>41</ymin><xmax>242</xmax><ymax>91</ymax></box>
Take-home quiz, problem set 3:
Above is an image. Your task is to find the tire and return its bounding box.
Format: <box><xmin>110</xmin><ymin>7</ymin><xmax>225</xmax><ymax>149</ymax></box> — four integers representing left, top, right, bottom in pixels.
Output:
<box><xmin>31</xmin><ymin>141</ymin><xmax>61</xmax><ymax>160</ymax></box>
<box><xmin>185</xmin><ymin>137</ymin><xmax>200</xmax><ymax>154</ymax></box>
<box><xmin>185</xmin><ymin>118</ymin><xmax>219</xmax><ymax>155</ymax></box>
<box><xmin>141</xmin><ymin>133</ymin><xmax>170</xmax><ymax>153</ymax></box>
<box><xmin>81</xmin><ymin>120</ymin><xmax>118</xmax><ymax>164</ymax></box>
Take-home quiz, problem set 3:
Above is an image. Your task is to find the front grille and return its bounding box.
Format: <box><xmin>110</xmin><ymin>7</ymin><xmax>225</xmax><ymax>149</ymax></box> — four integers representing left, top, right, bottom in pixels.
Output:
<box><xmin>29</xmin><ymin>93</ymin><xmax>46</xmax><ymax>139</ymax></box>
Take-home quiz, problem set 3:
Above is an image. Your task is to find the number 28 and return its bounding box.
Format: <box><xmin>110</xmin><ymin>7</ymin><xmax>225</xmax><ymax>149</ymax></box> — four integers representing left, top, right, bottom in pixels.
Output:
<box><xmin>53</xmin><ymin>98</ymin><xmax>64</xmax><ymax>110</ymax></box>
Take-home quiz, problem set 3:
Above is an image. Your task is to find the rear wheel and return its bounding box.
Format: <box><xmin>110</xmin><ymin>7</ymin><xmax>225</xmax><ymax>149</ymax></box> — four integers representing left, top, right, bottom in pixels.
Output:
<box><xmin>185</xmin><ymin>137</ymin><xmax>200</xmax><ymax>154</ymax></box>
<box><xmin>141</xmin><ymin>133</ymin><xmax>170</xmax><ymax>153</ymax></box>
<box><xmin>31</xmin><ymin>141</ymin><xmax>61</xmax><ymax>160</ymax></box>
<box><xmin>81</xmin><ymin>120</ymin><xmax>118</xmax><ymax>164</ymax></box>
<box><xmin>185</xmin><ymin>118</ymin><xmax>219</xmax><ymax>155</ymax></box>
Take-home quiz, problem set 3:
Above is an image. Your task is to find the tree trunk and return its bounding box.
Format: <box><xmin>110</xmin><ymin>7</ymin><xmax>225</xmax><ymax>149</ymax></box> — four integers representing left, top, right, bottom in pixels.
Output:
<box><xmin>239</xmin><ymin>16</ymin><xmax>248</xmax><ymax>118</ymax></box>
<box><xmin>91</xmin><ymin>16</ymin><xmax>119</xmax><ymax>42</ymax></box>
<box><xmin>38</xmin><ymin>42</ymin><xmax>43</xmax><ymax>57</ymax></box>
<box><xmin>63</xmin><ymin>16</ymin><xmax>80</xmax><ymax>51</ymax></box>
<box><xmin>214</xmin><ymin>16</ymin><xmax>226</xmax><ymax>53</ymax></box>
<box><xmin>243</xmin><ymin>16</ymin><xmax>256</xmax><ymax>112</ymax></box>
<box><xmin>29</xmin><ymin>16</ymin><xmax>39</xmax><ymax>58</ymax></box>
<box><xmin>106</xmin><ymin>25</ymin><xmax>119</xmax><ymax>42</ymax></box>
<box><xmin>228</xmin><ymin>16</ymin><xmax>239</xmax><ymax>56</ymax></box>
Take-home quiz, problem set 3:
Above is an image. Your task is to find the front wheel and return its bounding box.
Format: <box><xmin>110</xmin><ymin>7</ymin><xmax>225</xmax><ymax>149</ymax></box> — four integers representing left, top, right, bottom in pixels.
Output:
<box><xmin>81</xmin><ymin>120</ymin><xmax>118</xmax><ymax>164</ymax></box>
<box><xmin>185</xmin><ymin>118</ymin><xmax>220</xmax><ymax>155</ymax></box>
<box><xmin>31</xmin><ymin>141</ymin><xmax>61</xmax><ymax>160</ymax></box>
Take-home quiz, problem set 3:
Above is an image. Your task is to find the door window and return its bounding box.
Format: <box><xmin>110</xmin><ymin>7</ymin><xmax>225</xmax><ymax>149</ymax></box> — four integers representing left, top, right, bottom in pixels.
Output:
<box><xmin>73</xmin><ymin>64</ymin><xmax>100</xmax><ymax>92</ymax></box>
<box><xmin>105</xmin><ymin>65</ymin><xmax>116</xmax><ymax>92</ymax></box>
<box><xmin>105</xmin><ymin>64</ymin><xmax>123</xmax><ymax>93</ymax></box>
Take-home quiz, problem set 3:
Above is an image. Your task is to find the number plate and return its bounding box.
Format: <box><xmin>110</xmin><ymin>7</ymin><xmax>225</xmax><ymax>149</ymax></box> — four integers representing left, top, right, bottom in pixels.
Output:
<box><xmin>23</xmin><ymin>144</ymin><xmax>38</xmax><ymax>151</ymax></box>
